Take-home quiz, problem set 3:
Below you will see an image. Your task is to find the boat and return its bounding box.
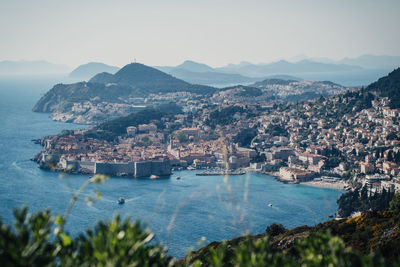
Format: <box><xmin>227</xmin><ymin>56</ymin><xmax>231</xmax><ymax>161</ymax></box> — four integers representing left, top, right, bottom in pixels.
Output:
<box><xmin>268</xmin><ymin>203</ymin><xmax>273</xmax><ymax>207</ymax></box>
<box><xmin>176</xmin><ymin>176</ymin><xmax>181</xmax><ymax>180</ymax></box>
<box><xmin>150</xmin><ymin>174</ymin><xmax>160</xmax><ymax>179</ymax></box>
<box><xmin>118</xmin><ymin>197</ymin><xmax>125</xmax><ymax>204</ymax></box>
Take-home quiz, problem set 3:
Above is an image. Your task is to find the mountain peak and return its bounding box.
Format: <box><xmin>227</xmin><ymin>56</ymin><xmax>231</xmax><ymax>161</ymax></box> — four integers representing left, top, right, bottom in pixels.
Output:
<box><xmin>175</xmin><ymin>60</ymin><xmax>214</xmax><ymax>73</ymax></box>
<box><xmin>69</xmin><ymin>62</ymin><xmax>119</xmax><ymax>79</ymax></box>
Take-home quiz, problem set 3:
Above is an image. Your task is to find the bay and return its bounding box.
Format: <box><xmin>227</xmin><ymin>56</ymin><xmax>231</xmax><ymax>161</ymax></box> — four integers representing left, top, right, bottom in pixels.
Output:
<box><xmin>0</xmin><ymin>76</ymin><xmax>343</xmax><ymax>258</ymax></box>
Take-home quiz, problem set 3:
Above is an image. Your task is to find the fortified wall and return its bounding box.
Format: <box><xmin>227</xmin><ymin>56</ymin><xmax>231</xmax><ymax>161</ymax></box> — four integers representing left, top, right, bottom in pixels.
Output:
<box><xmin>134</xmin><ymin>160</ymin><xmax>171</xmax><ymax>177</ymax></box>
<box><xmin>94</xmin><ymin>162</ymin><xmax>135</xmax><ymax>176</ymax></box>
<box><xmin>94</xmin><ymin>159</ymin><xmax>171</xmax><ymax>177</ymax></box>
<box><xmin>50</xmin><ymin>154</ymin><xmax>171</xmax><ymax>177</ymax></box>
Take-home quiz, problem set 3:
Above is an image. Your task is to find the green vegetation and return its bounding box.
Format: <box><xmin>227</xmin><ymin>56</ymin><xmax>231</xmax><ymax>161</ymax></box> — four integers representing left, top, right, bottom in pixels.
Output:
<box><xmin>90</xmin><ymin>63</ymin><xmax>216</xmax><ymax>95</ymax></box>
<box><xmin>3</xmin><ymin>202</ymin><xmax>400</xmax><ymax>266</ymax></box>
<box><xmin>265</xmin><ymin>223</ymin><xmax>286</xmax><ymax>237</ymax></box>
<box><xmin>236</xmin><ymin>86</ymin><xmax>262</xmax><ymax>97</ymax></box>
<box><xmin>185</xmin><ymin>198</ymin><xmax>400</xmax><ymax>266</ymax></box>
<box><xmin>86</xmin><ymin>109</ymin><xmax>164</xmax><ymax>141</ymax></box>
<box><xmin>264</xmin><ymin>124</ymin><xmax>289</xmax><ymax>137</ymax></box>
<box><xmin>153</xmin><ymin>102</ymin><xmax>183</xmax><ymax>114</ymax></box>
<box><xmin>141</xmin><ymin>136</ymin><xmax>153</xmax><ymax>146</ymax></box>
<box><xmin>337</xmin><ymin>187</ymin><xmax>395</xmax><ymax>218</ymax></box>
<box><xmin>286</xmin><ymin>91</ymin><xmax>322</xmax><ymax>102</ymax></box>
<box><xmin>206</xmin><ymin>106</ymin><xmax>244</xmax><ymax>128</ymax></box>
<box><xmin>33</xmin><ymin>63</ymin><xmax>216</xmax><ymax>113</ymax></box>
<box><xmin>387</xmin><ymin>132</ymin><xmax>399</xmax><ymax>141</ymax></box>
<box><xmin>185</xmin><ymin>231</ymin><xmax>392</xmax><ymax>266</ymax></box>
<box><xmin>175</xmin><ymin>131</ymin><xmax>188</xmax><ymax>143</ymax></box>
<box><xmin>0</xmin><ymin>207</ymin><xmax>172</xmax><ymax>267</ymax></box>
<box><xmin>233</xmin><ymin>127</ymin><xmax>257</xmax><ymax>147</ymax></box>
<box><xmin>219</xmin><ymin>85</ymin><xmax>262</xmax><ymax>97</ymax></box>
<box><xmin>389</xmin><ymin>193</ymin><xmax>400</xmax><ymax>214</ymax></box>
<box><xmin>366</xmin><ymin>68</ymin><xmax>400</xmax><ymax>108</ymax></box>
<box><xmin>253</xmin><ymin>78</ymin><xmax>296</xmax><ymax>86</ymax></box>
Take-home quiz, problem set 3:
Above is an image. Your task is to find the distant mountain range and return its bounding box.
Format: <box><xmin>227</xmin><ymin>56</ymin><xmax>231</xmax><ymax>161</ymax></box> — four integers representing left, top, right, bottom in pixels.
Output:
<box><xmin>155</xmin><ymin>55</ymin><xmax>400</xmax><ymax>87</ymax></box>
<box><xmin>2</xmin><ymin>54</ymin><xmax>398</xmax><ymax>87</ymax></box>
<box><xmin>69</xmin><ymin>62</ymin><xmax>120</xmax><ymax>80</ymax></box>
<box><xmin>0</xmin><ymin>60</ymin><xmax>71</xmax><ymax>75</ymax></box>
<box><xmin>217</xmin><ymin>59</ymin><xmax>363</xmax><ymax>76</ymax></box>
<box><xmin>155</xmin><ymin>60</ymin><xmax>301</xmax><ymax>86</ymax></box>
<box><xmin>294</xmin><ymin>54</ymin><xmax>400</xmax><ymax>70</ymax></box>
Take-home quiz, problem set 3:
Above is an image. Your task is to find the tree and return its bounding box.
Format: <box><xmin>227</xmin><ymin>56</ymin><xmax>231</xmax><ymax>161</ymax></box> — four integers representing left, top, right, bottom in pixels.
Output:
<box><xmin>175</xmin><ymin>131</ymin><xmax>188</xmax><ymax>143</ymax></box>
<box><xmin>233</xmin><ymin>127</ymin><xmax>257</xmax><ymax>147</ymax></box>
<box><xmin>389</xmin><ymin>193</ymin><xmax>400</xmax><ymax>214</ymax></box>
<box><xmin>141</xmin><ymin>136</ymin><xmax>153</xmax><ymax>146</ymax></box>
<box><xmin>386</xmin><ymin>132</ymin><xmax>398</xmax><ymax>141</ymax></box>
<box><xmin>266</xmin><ymin>223</ymin><xmax>286</xmax><ymax>236</ymax></box>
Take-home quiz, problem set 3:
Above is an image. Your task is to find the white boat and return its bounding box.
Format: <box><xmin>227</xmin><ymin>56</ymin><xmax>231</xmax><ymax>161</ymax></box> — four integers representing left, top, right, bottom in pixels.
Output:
<box><xmin>118</xmin><ymin>197</ymin><xmax>125</xmax><ymax>204</ymax></box>
<box><xmin>150</xmin><ymin>174</ymin><xmax>160</xmax><ymax>179</ymax></box>
<box><xmin>268</xmin><ymin>203</ymin><xmax>273</xmax><ymax>207</ymax></box>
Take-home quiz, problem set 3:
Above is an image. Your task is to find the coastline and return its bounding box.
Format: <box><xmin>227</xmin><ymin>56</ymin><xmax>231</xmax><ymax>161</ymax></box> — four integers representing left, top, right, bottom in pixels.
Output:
<box><xmin>262</xmin><ymin>171</ymin><xmax>348</xmax><ymax>190</ymax></box>
<box><xmin>299</xmin><ymin>180</ymin><xmax>348</xmax><ymax>190</ymax></box>
<box><xmin>263</xmin><ymin>171</ymin><xmax>299</xmax><ymax>184</ymax></box>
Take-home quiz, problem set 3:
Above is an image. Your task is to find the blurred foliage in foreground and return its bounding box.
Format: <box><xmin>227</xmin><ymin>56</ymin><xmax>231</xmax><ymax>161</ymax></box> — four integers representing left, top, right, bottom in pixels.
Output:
<box><xmin>1</xmin><ymin>193</ymin><xmax>400</xmax><ymax>266</ymax></box>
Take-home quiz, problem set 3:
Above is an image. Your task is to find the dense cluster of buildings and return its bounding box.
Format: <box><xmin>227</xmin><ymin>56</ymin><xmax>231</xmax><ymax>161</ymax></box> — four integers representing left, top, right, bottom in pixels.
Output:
<box><xmin>35</xmin><ymin>86</ymin><xmax>400</xmax><ymax>193</ymax></box>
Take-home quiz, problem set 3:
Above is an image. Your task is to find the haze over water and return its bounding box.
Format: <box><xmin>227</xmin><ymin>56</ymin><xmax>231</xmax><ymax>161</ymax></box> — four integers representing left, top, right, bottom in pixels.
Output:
<box><xmin>0</xmin><ymin>76</ymin><xmax>343</xmax><ymax>258</ymax></box>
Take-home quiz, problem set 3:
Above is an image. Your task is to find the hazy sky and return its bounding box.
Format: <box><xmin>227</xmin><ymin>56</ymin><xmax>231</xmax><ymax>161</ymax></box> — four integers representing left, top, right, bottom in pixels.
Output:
<box><xmin>0</xmin><ymin>0</ymin><xmax>399</xmax><ymax>67</ymax></box>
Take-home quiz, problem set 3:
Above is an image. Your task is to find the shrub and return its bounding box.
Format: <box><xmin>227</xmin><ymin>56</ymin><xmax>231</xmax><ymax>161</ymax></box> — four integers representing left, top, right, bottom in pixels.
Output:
<box><xmin>0</xmin><ymin>207</ymin><xmax>173</xmax><ymax>267</ymax></box>
<box><xmin>265</xmin><ymin>223</ymin><xmax>286</xmax><ymax>237</ymax></box>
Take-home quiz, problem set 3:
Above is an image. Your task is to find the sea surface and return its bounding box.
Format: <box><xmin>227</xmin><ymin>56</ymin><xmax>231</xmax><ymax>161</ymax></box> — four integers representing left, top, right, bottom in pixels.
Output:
<box><xmin>0</xmin><ymin>76</ymin><xmax>343</xmax><ymax>258</ymax></box>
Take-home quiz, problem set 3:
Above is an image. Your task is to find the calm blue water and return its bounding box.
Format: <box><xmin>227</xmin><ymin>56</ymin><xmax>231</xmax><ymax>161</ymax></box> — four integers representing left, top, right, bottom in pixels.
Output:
<box><xmin>0</xmin><ymin>76</ymin><xmax>343</xmax><ymax>258</ymax></box>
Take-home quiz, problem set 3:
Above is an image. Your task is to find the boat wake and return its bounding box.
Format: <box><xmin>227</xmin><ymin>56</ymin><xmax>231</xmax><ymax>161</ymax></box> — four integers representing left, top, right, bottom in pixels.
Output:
<box><xmin>124</xmin><ymin>197</ymin><xmax>141</xmax><ymax>203</ymax></box>
<box><xmin>98</xmin><ymin>196</ymin><xmax>141</xmax><ymax>203</ymax></box>
<box><xmin>11</xmin><ymin>161</ymin><xmax>23</xmax><ymax>171</ymax></box>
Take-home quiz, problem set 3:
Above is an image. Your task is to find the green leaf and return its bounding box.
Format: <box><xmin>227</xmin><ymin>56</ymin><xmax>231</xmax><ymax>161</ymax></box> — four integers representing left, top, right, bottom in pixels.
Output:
<box><xmin>55</xmin><ymin>215</ymin><xmax>65</xmax><ymax>226</ymax></box>
<box><xmin>59</xmin><ymin>232</ymin><xmax>72</xmax><ymax>246</ymax></box>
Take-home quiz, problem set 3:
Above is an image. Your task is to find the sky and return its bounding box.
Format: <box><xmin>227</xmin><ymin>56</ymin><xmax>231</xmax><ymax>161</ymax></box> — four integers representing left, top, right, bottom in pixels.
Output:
<box><xmin>0</xmin><ymin>0</ymin><xmax>399</xmax><ymax>68</ymax></box>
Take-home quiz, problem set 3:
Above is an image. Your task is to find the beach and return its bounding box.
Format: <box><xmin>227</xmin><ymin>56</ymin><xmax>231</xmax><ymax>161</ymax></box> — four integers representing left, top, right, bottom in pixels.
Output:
<box><xmin>300</xmin><ymin>180</ymin><xmax>349</xmax><ymax>190</ymax></box>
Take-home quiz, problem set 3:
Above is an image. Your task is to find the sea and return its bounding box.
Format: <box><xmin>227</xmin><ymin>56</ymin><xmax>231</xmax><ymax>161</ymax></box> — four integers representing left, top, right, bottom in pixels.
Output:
<box><xmin>0</xmin><ymin>75</ymin><xmax>343</xmax><ymax>258</ymax></box>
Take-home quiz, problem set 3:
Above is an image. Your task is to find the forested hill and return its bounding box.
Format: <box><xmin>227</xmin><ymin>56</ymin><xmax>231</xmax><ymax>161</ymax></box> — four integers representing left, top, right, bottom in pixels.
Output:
<box><xmin>365</xmin><ymin>67</ymin><xmax>400</xmax><ymax>108</ymax></box>
<box><xmin>89</xmin><ymin>63</ymin><xmax>215</xmax><ymax>94</ymax></box>
<box><xmin>33</xmin><ymin>63</ymin><xmax>216</xmax><ymax>113</ymax></box>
